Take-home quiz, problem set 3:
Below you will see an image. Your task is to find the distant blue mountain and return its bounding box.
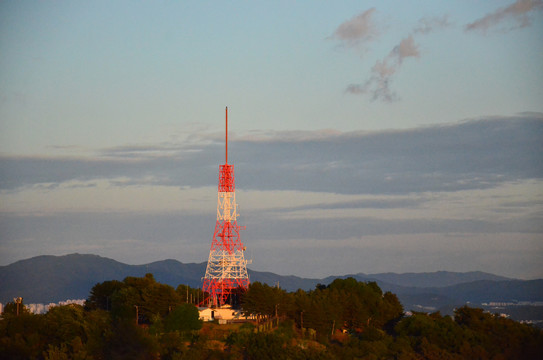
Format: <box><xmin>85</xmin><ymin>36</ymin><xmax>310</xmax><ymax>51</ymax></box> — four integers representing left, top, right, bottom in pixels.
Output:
<box><xmin>1</xmin><ymin>254</ymin><xmax>541</xmax><ymax>314</ymax></box>
<box><xmin>0</xmin><ymin>254</ymin><xmax>207</xmax><ymax>304</ymax></box>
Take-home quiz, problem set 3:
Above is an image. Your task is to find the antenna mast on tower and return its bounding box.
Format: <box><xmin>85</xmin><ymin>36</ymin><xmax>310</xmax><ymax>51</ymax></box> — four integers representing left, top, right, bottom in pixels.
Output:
<box><xmin>225</xmin><ymin>106</ymin><xmax>228</xmax><ymax>164</ymax></box>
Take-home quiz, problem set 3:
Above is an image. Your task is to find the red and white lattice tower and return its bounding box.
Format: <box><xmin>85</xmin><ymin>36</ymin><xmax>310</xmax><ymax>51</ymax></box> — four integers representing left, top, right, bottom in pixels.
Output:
<box><xmin>202</xmin><ymin>107</ymin><xmax>250</xmax><ymax>307</ymax></box>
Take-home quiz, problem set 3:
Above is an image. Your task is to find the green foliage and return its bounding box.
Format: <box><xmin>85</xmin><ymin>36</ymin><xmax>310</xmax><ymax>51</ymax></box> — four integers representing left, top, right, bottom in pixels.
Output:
<box><xmin>43</xmin><ymin>337</ymin><xmax>93</xmax><ymax>360</ymax></box>
<box><xmin>395</xmin><ymin>312</ymin><xmax>465</xmax><ymax>357</ymax></box>
<box><xmin>1</xmin><ymin>275</ymin><xmax>542</xmax><ymax>359</ymax></box>
<box><xmin>157</xmin><ymin>331</ymin><xmax>187</xmax><ymax>360</ymax></box>
<box><xmin>454</xmin><ymin>306</ymin><xmax>543</xmax><ymax>359</ymax></box>
<box><xmin>276</xmin><ymin>318</ymin><xmax>296</xmax><ymax>339</ymax></box>
<box><xmin>0</xmin><ymin>312</ymin><xmax>46</xmax><ymax>359</ymax></box>
<box><xmin>88</xmin><ymin>273</ymin><xmax>186</xmax><ymax>325</ymax></box>
<box><xmin>43</xmin><ymin>305</ymin><xmax>88</xmax><ymax>345</ymax></box>
<box><xmin>286</xmin><ymin>277</ymin><xmax>404</xmax><ymax>337</ymax></box>
<box><xmin>85</xmin><ymin>279</ymin><xmax>123</xmax><ymax>311</ymax></box>
<box><xmin>243</xmin><ymin>332</ymin><xmax>290</xmax><ymax>360</ymax></box>
<box><xmin>394</xmin><ymin>307</ymin><xmax>543</xmax><ymax>359</ymax></box>
<box><xmin>241</xmin><ymin>278</ymin><xmax>404</xmax><ymax>342</ymax></box>
<box><xmin>79</xmin><ymin>309</ymin><xmax>112</xmax><ymax>358</ymax></box>
<box><xmin>113</xmin><ymin>273</ymin><xmax>182</xmax><ymax>323</ymax></box>
<box><xmin>330</xmin><ymin>333</ymin><xmax>402</xmax><ymax>360</ymax></box>
<box><xmin>242</xmin><ymin>282</ymin><xmax>290</xmax><ymax>319</ymax></box>
<box><xmin>102</xmin><ymin>319</ymin><xmax>159</xmax><ymax>360</ymax></box>
<box><xmin>164</xmin><ymin>303</ymin><xmax>202</xmax><ymax>332</ymax></box>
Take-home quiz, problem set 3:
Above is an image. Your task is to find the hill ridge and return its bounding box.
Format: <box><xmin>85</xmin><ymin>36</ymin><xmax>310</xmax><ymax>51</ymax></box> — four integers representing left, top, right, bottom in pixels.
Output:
<box><xmin>1</xmin><ymin>254</ymin><xmax>541</xmax><ymax>311</ymax></box>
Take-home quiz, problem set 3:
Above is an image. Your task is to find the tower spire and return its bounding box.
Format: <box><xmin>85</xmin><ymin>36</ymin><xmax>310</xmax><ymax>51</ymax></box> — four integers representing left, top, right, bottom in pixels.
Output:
<box><xmin>225</xmin><ymin>106</ymin><xmax>228</xmax><ymax>164</ymax></box>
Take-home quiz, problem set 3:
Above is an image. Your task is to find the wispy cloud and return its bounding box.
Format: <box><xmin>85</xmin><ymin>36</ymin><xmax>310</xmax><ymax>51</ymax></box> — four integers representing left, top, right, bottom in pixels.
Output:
<box><xmin>346</xmin><ymin>35</ymin><xmax>420</xmax><ymax>101</ymax></box>
<box><xmin>344</xmin><ymin>15</ymin><xmax>450</xmax><ymax>101</ymax></box>
<box><xmin>329</xmin><ymin>8</ymin><xmax>378</xmax><ymax>48</ymax></box>
<box><xmin>413</xmin><ymin>15</ymin><xmax>451</xmax><ymax>34</ymax></box>
<box><xmin>280</xmin><ymin>197</ymin><xmax>427</xmax><ymax>212</ymax></box>
<box><xmin>465</xmin><ymin>0</ymin><xmax>543</xmax><ymax>33</ymax></box>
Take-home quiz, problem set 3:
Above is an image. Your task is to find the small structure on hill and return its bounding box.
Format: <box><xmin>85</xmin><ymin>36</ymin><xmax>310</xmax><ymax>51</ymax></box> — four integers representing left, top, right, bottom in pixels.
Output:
<box><xmin>198</xmin><ymin>305</ymin><xmax>252</xmax><ymax>324</ymax></box>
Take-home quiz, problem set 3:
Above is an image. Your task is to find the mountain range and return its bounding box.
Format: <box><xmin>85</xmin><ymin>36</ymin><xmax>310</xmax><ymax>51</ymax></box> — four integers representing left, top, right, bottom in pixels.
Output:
<box><xmin>1</xmin><ymin>254</ymin><xmax>542</xmax><ymax>316</ymax></box>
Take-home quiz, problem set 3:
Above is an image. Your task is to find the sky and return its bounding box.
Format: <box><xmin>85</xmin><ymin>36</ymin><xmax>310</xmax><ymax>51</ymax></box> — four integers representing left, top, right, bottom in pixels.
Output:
<box><xmin>1</xmin><ymin>1</ymin><xmax>542</xmax><ymax>280</ymax></box>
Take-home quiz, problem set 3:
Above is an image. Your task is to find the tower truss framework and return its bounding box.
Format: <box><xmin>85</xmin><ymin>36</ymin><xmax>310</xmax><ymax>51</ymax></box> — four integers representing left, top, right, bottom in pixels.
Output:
<box><xmin>202</xmin><ymin>108</ymin><xmax>250</xmax><ymax>307</ymax></box>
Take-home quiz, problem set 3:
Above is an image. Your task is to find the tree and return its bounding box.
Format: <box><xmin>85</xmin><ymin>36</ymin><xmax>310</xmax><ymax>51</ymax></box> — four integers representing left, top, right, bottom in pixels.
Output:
<box><xmin>102</xmin><ymin>319</ymin><xmax>159</xmax><ymax>360</ymax></box>
<box><xmin>454</xmin><ymin>305</ymin><xmax>543</xmax><ymax>359</ymax></box>
<box><xmin>242</xmin><ymin>282</ymin><xmax>289</xmax><ymax>322</ymax></box>
<box><xmin>298</xmin><ymin>278</ymin><xmax>403</xmax><ymax>336</ymax></box>
<box><xmin>40</xmin><ymin>304</ymin><xmax>112</xmax><ymax>359</ymax></box>
<box><xmin>163</xmin><ymin>303</ymin><xmax>202</xmax><ymax>332</ymax></box>
<box><xmin>43</xmin><ymin>305</ymin><xmax>88</xmax><ymax>348</ymax></box>
<box><xmin>0</xmin><ymin>311</ymin><xmax>45</xmax><ymax>360</ymax></box>
<box><xmin>395</xmin><ymin>312</ymin><xmax>464</xmax><ymax>356</ymax></box>
<box><xmin>91</xmin><ymin>273</ymin><xmax>183</xmax><ymax>325</ymax></box>
<box><xmin>243</xmin><ymin>332</ymin><xmax>292</xmax><ymax>360</ymax></box>
<box><xmin>86</xmin><ymin>280</ymin><xmax>124</xmax><ymax>311</ymax></box>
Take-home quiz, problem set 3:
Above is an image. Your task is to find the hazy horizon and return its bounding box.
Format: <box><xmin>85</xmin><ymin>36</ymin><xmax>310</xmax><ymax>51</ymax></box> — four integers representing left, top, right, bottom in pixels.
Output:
<box><xmin>1</xmin><ymin>252</ymin><xmax>533</xmax><ymax>281</ymax></box>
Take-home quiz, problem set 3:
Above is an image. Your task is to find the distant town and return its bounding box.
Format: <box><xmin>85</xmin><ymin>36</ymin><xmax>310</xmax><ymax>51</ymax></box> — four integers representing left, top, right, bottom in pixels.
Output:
<box><xmin>0</xmin><ymin>299</ymin><xmax>86</xmax><ymax>315</ymax></box>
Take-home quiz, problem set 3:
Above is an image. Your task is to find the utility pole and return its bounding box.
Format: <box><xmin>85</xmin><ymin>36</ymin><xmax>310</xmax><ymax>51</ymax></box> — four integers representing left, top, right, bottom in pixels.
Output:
<box><xmin>14</xmin><ymin>297</ymin><xmax>22</xmax><ymax>316</ymax></box>
<box><xmin>275</xmin><ymin>303</ymin><xmax>279</xmax><ymax>327</ymax></box>
<box><xmin>134</xmin><ymin>305</ymin><xmax>139</xmax><ymax>325</ymax></box>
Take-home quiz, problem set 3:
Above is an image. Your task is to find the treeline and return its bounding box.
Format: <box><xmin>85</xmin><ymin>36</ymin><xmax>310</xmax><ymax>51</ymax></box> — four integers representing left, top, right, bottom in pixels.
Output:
<box><xmin>1</xmin><ymin>275</ymin><xmax>542</xmax><ymax>359</ymax></box>
<box><xmin>241</xmin><ymin>278</ymin><xmax>543</xmax><ymax>359</ymax></box>
<box><xmin>242</xmin><ymin>278</ymin><xmax>403</xmax><ymax>336</ymax></box>
<box><xmin>0</xmin><ymin>274</ymin><xmax>203</xmax><ymax>359</ymax></box>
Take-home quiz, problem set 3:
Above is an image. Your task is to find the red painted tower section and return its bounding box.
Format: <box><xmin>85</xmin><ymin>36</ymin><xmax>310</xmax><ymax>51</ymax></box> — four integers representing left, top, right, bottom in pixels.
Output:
<box><xmin>202</xmin><ymin>107</ymin><xmax>250</xmax><ymax>307</ymax></box>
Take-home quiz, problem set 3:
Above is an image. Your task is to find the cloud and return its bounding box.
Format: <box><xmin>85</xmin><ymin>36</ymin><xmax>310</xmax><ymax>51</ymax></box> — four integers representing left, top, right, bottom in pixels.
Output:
<box><xmin>224</xmin><ymin>114</ymin><xmax>543</xmax><ymax>195</ymax></box>
<box><xmin>329</xmin><ymin>8</ymin><xmax>378</xmax><ymax>47</ymax></box>
<box><xmin>1</xmin><ymin>114</ymin><xmax>542</xmax><ymax>196</ymax></box>
<box><xmin>0</xmin><ymin>141</ymin><xmax>222</xmax><ymax>191</ymax></box>
<box><xmin>346</xmin><ymin>59</ymin><xmax>399</xmax><ymax>101</ymax></box>
<box><xmin>280</xmin><ymin>197</ymin><xmax>428</xmax><ymax>212</ymax></box>
<box><xmin>465</xmin><ymin>0</ymin><xmax>543</xmax><ymax>33</ymax></box>
<box><xmin>246</xmin><ymin>215</ymin><xmax>543</xmax><ymax>242</ymax></box>
<box><xmin>394</xmin><ymin>35</ymin><xmax>420</xmax><ymax>60</ymax></box>
<box><xmin>345</xmin><ymin>15</ymin><xmax>450</xmax><ymax>101</ymax></box>
<box><xmin>346</xmin><ymin>35</ymin><xmax>420</xmax><ymax>101</ymax></box>
<box><xmin>413</xmin><ymin>15</ymin><xmax>451</xmax><ymax>34</ymax></box>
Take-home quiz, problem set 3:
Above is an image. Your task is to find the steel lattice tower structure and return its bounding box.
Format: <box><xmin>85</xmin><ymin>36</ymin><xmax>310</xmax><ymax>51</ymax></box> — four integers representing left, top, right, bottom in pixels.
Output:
<box><xmin>202</xmin><ymin>107</ymin><xmax>250</xmax><ymax>307</ymax></box>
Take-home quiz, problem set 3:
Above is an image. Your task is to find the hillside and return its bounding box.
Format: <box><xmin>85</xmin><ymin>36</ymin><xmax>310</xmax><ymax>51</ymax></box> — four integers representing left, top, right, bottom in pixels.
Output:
<box><xmin>0</xmin><ymin>254</ymin><xmax>208</xmax><ymax>303</ymax></box>
<box><xmin>1</xmin><ymin>254</ymin><xmax>542</xmax><ymax>315</ymax></box>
